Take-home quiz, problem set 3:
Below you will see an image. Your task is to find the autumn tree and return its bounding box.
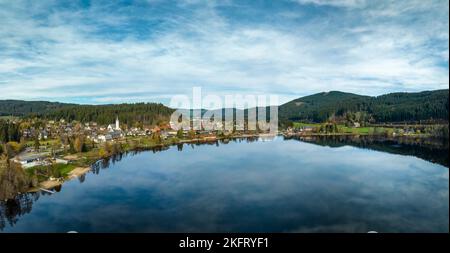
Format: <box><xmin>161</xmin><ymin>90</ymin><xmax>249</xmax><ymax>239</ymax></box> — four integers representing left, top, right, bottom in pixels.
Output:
<box><xmin>150</xmin><ymin>131</ymin><xmax>162</xmax><ymax>144</ymax></box>
<box><xmin>177</xmin><ymin>128</ymin><xmax>184</xmax><ymax>139</ymax></box>
<box><xmin>34</xmin><ymin>135</ymin><xmax>40</xmax><ymax>152</ymax></box>
<box><xmin>188</xmin><ymin>129</ymin><xmax>196</xmax><ymax>139</ymax></box>
<box><xmin>73</xmin><ymin>136</ymin><xmax>85</xmax><ymax>153</ymax></box>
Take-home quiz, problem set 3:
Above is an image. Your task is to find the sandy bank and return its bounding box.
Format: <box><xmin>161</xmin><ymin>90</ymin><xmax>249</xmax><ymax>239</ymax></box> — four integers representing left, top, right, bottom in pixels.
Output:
<box><xmin>63</xmin><ymin>154</ymin><xmax>80</xmax><ymax>160</ymax></box>
<box><xmin>27</xmin><ymin>180</ymin><xmax>62</xmax><ymax>192</ymax></box>
<box><xmin>68</xmin><ymin>167</ymin><xmax>91</xmax><ymax>179</ymax></box>
<box><xmin>26</xmin><ymin>167</ymin><xmax>90</xmax><ymax>193</ymax></box>
<box><xmin>40</xmin><ymin>180</ymin><xmax>62</xmax><ymax>189</ymax></box>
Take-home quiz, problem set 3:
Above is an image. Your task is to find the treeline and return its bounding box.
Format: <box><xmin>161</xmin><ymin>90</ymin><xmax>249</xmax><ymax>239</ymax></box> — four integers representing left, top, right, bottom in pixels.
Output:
<box><xmin>0</xmin><ymin>100</ymin><xmax>174</xmax><ymax>127</ymax></box>
<box><xmin>279</xmin><ymin>89</ymin><xmax>449</xmax><ymax>125</ymax></box>
<box><xmin>42</xmin><ymin>103</ymin><xmax>175</xmax><ymax>126</ymax></box>
<box><xmin>1</xmin><ymin>89</ymin><xmax>448</xmax><ymax>126</ymax></box>
<box><xmin>369</xmin><ymin>90</ymin><xmax>449</xmax><ymax>122</ymax></box>
<box><xmin>0</xmin><ymin>100</ymin><xmax>72</xmax><ymax>117</ymax></box>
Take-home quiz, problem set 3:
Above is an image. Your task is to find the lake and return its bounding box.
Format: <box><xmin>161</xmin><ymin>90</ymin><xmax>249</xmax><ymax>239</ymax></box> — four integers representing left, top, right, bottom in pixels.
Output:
<box><xmin>1</xmin><ymin>136</ymin><xmax>448</xmax><ymax>232</ymax></box>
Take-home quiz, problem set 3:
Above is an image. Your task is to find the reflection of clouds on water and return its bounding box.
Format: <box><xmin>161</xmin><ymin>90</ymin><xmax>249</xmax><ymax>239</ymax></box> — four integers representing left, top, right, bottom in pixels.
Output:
<box><xmin>0</xmin><ymin>193</ymin><xmax>40</xmax><ymax>231</ymax></box>
<box><xmin>1</xmin><ymin>137</ymin><xmax>448</xmax><ymax>232</ymax></box>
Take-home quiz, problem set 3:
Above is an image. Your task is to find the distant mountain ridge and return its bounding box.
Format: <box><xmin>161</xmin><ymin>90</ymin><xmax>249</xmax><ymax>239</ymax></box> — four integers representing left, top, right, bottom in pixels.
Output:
<box><xmin>1</xmin><ymin>89</ymin><xmax>448</xmax><ymax>125</ymax></box>
<box><xmin>279</xmin><ymin>89</ymin><xmax>449</xmax><ymax>124</ymax></box>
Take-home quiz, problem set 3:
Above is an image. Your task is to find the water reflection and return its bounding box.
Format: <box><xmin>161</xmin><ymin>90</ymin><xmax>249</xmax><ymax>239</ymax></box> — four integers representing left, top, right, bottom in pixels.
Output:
<box><xmin>0</xmin><ymin>193</ymin><xmax>39</xmax><ymax>229</ymax></box>
<box><xmin>0</xmin><ymin>137</ymin><xmax>448</xmax><ymax>232</ymax></box>
<box><xmin>285</xmin><ymin>135</ymin><xmax>449</xmax><ymax>167</ymax></box>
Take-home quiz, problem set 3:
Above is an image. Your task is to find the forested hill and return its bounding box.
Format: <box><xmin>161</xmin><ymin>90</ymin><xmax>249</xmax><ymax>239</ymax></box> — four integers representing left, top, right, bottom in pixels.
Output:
<box><xmin>0</xmin><ymin>100</ymin><xmax>73</xmax><ymax>117</ymax></box>
<box><xmin>44</xmin><ymin>103</ymin><xmax>175</xmax><ymax>126</ymax></box>
<box><xmin>0</xmin><ymin>100</ymin><xmax>174</xmax><ymax>126</ymax></box>
<box><xmin>279</xmin><ymin>89</ymin><xmax>449</xmax><ymax>124</ymax></box>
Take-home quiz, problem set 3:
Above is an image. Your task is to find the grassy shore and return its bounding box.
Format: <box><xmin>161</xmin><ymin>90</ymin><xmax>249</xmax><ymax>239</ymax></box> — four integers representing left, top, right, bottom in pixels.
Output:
<box><xmin>291</xmin><ymin>122</ymin><xmax>447</xmax><ymax>137</ymax></box>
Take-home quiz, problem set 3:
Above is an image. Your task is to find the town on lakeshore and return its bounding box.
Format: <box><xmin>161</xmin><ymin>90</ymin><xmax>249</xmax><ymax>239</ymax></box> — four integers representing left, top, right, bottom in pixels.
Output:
<box><xmin>0</xmin><ymin>0</ymin><xmax>449</xmax><ymax>242</ymax></box>
<box><xmin>1</xmin><ymin>89</ymin><xmax>449</xmax><ymax>201</ymax></box>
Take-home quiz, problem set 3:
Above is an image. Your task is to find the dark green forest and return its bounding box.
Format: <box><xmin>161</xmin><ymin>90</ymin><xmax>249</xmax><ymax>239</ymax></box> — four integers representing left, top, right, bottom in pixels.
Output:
<box><xmin>43</xmin><ymin>103</ymin><xmax>175</xmax><ymax>126</ymax></box>
<box><xmin>1</xmin><ymin>89</ymin><xmax>448</xmax><ymax>127</ymax></box>
<box><xmin>1</xmin><ymin>100</ymin><xmax>174</xmax><ymax>127</ymax></box>
<box><xmin>0</xmin><ymin>100</ymin><xmax>73</xmax><ymax>117</ymax></box>
<box><xmin>279</xmin><ymin>89</ymin><xmax>449</xmax><ymax>125</ymax></box>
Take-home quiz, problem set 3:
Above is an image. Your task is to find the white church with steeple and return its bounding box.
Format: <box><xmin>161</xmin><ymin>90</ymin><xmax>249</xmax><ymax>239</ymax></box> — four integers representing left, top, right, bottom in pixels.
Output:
<box><xmin>107</xmin><ymin>115</ymin><xmax>121</xmax><ymax>132</ymax></box>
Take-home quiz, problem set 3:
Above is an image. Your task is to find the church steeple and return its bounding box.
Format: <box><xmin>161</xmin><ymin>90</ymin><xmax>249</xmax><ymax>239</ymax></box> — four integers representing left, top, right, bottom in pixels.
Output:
<box><xmin>115</xmin><ymin>115</ymin><xmax>120</xmax><ymax>130</ymax></box>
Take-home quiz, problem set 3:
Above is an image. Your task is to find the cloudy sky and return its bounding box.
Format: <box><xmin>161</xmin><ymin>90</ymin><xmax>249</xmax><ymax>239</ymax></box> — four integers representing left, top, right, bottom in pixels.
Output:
<box><xmin>0</xmin><ymin>0</ymin><xmax>448</xmax><ymax>105</ymax></box>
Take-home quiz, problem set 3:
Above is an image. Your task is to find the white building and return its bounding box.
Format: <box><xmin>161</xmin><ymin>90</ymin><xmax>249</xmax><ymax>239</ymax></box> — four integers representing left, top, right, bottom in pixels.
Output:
<box><xmin>107</xmin><ymin>116</ymin><xmax>121</xmax><ymax>132</ymax></box>
<box><xmin>96</xmin><ymin>134</ymin><xmax>112</xmax><ymax>143</ymax></box>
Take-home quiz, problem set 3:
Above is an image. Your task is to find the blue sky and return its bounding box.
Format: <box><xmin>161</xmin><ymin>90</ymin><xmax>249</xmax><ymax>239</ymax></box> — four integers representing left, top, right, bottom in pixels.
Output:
<box><xmin>0</xmin><ymin>0</ymin><xmax>448</xmax><ymax>105</ymax></box>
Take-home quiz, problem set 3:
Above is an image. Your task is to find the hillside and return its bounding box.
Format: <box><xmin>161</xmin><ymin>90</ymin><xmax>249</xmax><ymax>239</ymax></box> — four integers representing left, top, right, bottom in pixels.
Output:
<box><xmin>0</xmin><ymin>100</ymin><xmax>73</xmax><ymax>117</ymax></box>
<box><xmin>1</xmin><ymin>89</ymin><xmax>448</xmax><ymax>126</ymax></box>
<box><xmin>0</xmin><ymin>100</ymin><xmax>174</xmax><ymax>126</ymax></box>
<box><xmin>370</xmin><ymin>90</ymin><xmax>449</xmax><ymax>122</ymax></box>
<box><xmin>279</xmin><ymin>91</ymin><xmax>370</xmax><ymax>123</ymax></box>
<box><xmin>44</xmin><ymin>103</ymin><xmax>175</xmax><ymax>126</ymax></box>
<box><xmin>279</xmin><ymin>89</ymin><xmax>449</xmax><ymax>125</ymax></box>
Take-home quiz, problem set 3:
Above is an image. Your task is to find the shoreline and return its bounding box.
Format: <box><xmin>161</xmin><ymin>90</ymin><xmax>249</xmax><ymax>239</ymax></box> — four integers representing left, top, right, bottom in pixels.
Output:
<box><xmin>282</xmin><ymin>132</ymin><xmax>435</xmax><ymax>137</ymax></box>
<box><xmin>19</xmin><ymin>132</ymin><xmax>447</xmax><ymax>195</ymax></box>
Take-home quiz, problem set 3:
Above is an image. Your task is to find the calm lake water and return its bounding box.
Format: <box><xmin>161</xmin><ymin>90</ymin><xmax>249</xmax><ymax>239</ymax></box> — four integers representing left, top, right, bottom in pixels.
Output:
<box><xmin>1</xmin><ymin>137</ymin><xmax>448</xmax><ymax>232</ymax></box>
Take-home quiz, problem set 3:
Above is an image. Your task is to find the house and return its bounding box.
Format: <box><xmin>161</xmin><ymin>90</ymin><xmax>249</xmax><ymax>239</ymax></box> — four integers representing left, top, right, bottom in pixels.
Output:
<box><xmin>300</xmin><ymin>126</ymin><xmax>314</xmax><ymax>132</ymax></box>
<box><xmin>14</xmin><ymin>153</ymin><xmax>46</xmax><ymax>165</ymax></box>
<box><xmin>87</xmin><ymin>132</ymin><xmax>97</xmax><ymax>140</ymax></box>
<box><xmin>39</xmin><ymin>130</ymin><xmax>48</xmax><ymax>140</ymax></box>
<box><xmin>160</xmin><ymin>131</ymin><xmax>168</xmax><ymax>140</ymax></box>
<box><xmin>22</xmin><ymin>129</ymin><xmax>32</xmax><ymax>138</ymax></box>
<box><xmin>55</xmin><ymin>158</ymin><xmax>69</xmax><ymax>164</ymax></box>
<box><xmin>167</xmin><ymin>131</ymin><xmax>178</xmax><ymax>137</ymax></box>
<box><xmin>96</xmin><ymin>134</ymin><xmax>112</xmax><ymax>143</ymax></box>
<box><xmin>14</xmin><ymin>153</ymin><xmax>51</xmax><ymax>168</ymax></box>
<box><xmin>126</xmin><ymin>127</ymin><xmax>146</xmax><ymax>137</ymax></box>
<box><xmin>109</xmin><ymin>130</ymin><xmax>122</xmax><ymax>139</ymax></box>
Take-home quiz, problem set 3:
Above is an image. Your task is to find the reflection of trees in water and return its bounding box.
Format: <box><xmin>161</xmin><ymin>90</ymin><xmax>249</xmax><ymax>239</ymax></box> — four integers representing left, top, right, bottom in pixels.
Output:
<box><xmin>0</xmin><ymin>192</ymin><xmax>39</xmax><ymax>231</ymax></box>
<box><xmin>0</xmin><ymin>137</ymin><xmax>271</xmax><ymax>230</ymax></box>
<box><xmin>78</xmin><ymin>173</ymin><xmax>86</xmax><ymax>183</ymax></box>
<box><xmin>91</xmin><ymin>153</ymin><xmax>128</xmax><ymax>175</ymax></box>
<box><xmin>91</xmin><ymin>160</ymin><xmax>104</xmax><ymax>175</ymax></box>
<box><xmin>150</xmin><ymin>146</ymin><xmax>170</xmax><ymax>153</ymax></box>
<box><xmin>246</xmin><ymin>137</ymin><xmax>259</xmax><ymax>143</ymax></box>
<box><xmin>287</xmin><ymin>135</ymin><xmax>449</xmax><ymax>167</ymax></box>
<box><xmin>110</xmin><ymin>153</ymin><xmax>124</xmax><ymax>166</ymax></box>
<box><xmin>53</xmin><ymin>184</ymin><xmax>62</xmax><ymax>192</ymax></box>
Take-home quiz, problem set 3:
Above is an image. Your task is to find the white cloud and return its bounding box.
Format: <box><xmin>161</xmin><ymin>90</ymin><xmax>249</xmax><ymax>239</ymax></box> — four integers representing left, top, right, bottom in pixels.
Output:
<box><xmin>0</xmin><ymin>0</ymin><xmax>448</xmax><ymax>104</ymax></box>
